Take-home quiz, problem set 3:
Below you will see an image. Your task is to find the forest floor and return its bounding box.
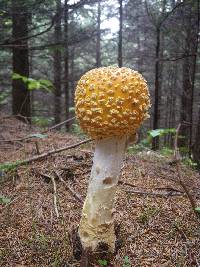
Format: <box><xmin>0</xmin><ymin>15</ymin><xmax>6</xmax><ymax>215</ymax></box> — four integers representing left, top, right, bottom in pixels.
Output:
<box><xmin>0</xmin><ymin>114</ymin><xmax>200</xmax><ymax>267</ymax></box>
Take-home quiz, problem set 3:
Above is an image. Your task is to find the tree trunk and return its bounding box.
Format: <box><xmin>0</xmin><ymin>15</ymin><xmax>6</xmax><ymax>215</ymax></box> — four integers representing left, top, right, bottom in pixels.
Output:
<box><xmin>118</xmin><ymin>0</ymin><xmax>123</xmax><ymax>67</ymax></box>
<box><xmin>193</xmin><ymin>108</ymin><xmax>200</xmax><ymax>168</ymax></box>
<box><xmin>54</xmin><ymin>0</ymin><xmax>62</xmax><ymax>125</ymax></box>
<box><xmin>96</xmin><ymin>0</ymin><xmax>101</xmax><ymax>67</ymax></box>
<box><xmin>152</xmin><ymin>27</ymin><xmax>161</xmax><ymax>150</ymax></box>
<box><xmin>179</xmin><ymin>2</ymin><xmax>198</xmax><ymax>153</ymax></box>
<box><xmin>64</xmin><ymin>0</ymin><xmax>69</xmax><ymax>130</ymax></box>
<box><xmin>12</xmin><ymin>0</ymin><xmax>30</xmax><ymax>122</ymax></box>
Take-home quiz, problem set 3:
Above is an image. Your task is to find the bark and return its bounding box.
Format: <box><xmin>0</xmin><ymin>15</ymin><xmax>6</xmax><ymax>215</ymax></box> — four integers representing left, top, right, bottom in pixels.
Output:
<box><xmin>152</xmin><ymin>27</ymin><xmax>161</xmax><ymax>150</ymax></box>
<box><xmin>12</xmin><ymin>0</ymin><xmax>30</xmax><ymax>122</ymax></box>
<box><xmin>79</xmin><ymin>136</ymin><xmax>127</xmax><ymax>252</ymax></box>
<box><xmin>179</xmin><ymin>2</ymin><xmax>199</xmax><ymax>153</ymax></box>
<box><xmin>118</xmin><ymin>0</ymin><xmax>123</xmax><ymax>67</ymax></box>
<box><xmin>54</xmin><ymin>0</ymin><xmax>62</xmax><ymax>125</ymax></box>
<box><xmin>96</xmin><ymin>0</ymin><xmax>101</xmax><ymax>67</ymax></box>
<box><xmin>64</xmin><ymin>0</ymin><xmax>70</xmax><ymax>130</ymax></box>
<box><xmin>193</xmin><ymin>108</ymin><xmax>200</xmax><ymax>167</ymax></box>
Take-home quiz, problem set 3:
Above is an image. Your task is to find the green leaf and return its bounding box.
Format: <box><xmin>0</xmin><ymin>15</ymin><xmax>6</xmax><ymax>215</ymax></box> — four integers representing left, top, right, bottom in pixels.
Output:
<box><xmin>149</xmin><ymin>129</ymin><xmax>164</xmax><ymax>138</ymax></box>
<box><xmin>195</xmin><ymin>207</ymin><xmax>200</xmax><ymax>213</ymax></box>
<box><xmin>12</xmin><ymin>73</ymin><xmax>23</xmax><ymax>80</ymax></box>
<box><xmin>0</xmin><ymin>195</ymin><xmax>11</xmax><ymax>204</ymax></box>
<box><xmin>28</xmin><ymin>133</ymin><xmax>47</xmax><ymax>139</ymax></box>
<box><xmin>0</xmin><ymin>161</ymin><xmax>22</xmax><ymax>172</ymax></box>
<box><xmin>98</xmin><ymin>259</ymin><xmax>108</xmax><ymax>266</ymax></box>
<box><xmin>39</xmin><ymin>79</ymin><xmax>53</xmax><ymax>87</ymax></box>
<box><xmin>124</xmin><ymin>256</ymin><xmax>130</xmax><ymax>263</ymax></box>
<box><xmin>27</xmin><ymin>79</ymin><xmax>40</xmax><ymax>90</ymax></box>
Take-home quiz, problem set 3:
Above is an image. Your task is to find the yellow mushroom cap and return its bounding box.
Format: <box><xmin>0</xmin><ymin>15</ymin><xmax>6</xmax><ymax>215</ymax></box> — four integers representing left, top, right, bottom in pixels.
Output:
<box><xmin>75</xmin><ymin>66</ymin><xmax>151</xmax><ymax>139</ymax></box>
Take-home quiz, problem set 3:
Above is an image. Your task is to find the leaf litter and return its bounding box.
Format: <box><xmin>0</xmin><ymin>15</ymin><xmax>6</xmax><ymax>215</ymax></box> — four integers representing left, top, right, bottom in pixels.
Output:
<box><xmin>0</xmin><ymin>114</ymin><xmax>200</xmax><ymax>267</ymax></box>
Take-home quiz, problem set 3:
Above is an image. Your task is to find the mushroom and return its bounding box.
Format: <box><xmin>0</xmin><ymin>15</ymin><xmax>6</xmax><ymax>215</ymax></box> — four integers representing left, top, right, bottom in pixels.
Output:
<box><xmin>75</xmin><ymin>66</ymin><xmax>150</xmax><ymax>253</ymax></box>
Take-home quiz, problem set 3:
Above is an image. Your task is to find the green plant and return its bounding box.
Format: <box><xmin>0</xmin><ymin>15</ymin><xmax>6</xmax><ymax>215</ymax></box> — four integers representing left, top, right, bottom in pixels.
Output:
<box><xmin>70</xmin><ymin>123</ymin><xmax>86</xmax><ymax>137</ymax></box>
<box><xmin>0</xmin><ymin>195</ymin><xmax>11</xmax><ymax>204</ymax></box>
<box><xmin>183</xmin><ymin>157</ymin><xmax>197</xmax><ymax>169</ymax></box>
<box><xmin>122</xmin><ymin>256</ymin><xmax>131</xmax><ymax>267</ymax></box>
<box><xmin>138</xmin><ymin>206</ymin><xmax>160</xmax><ymax>224</ymax></box>
<box><xmin>32</xmin><ymin>116</ymin><xmax>54</xmax><ymax>127</ymax></box>
<box><xmin>195</xmin><ymin>207</ymin><xmax>200</xmax><ymax>214</ymax></box>
<box><xmin>0</xmin><ymin>90</ymin><xmax>10</xmax><ymax>106</ymax></box>
<box><xmin>12</xmin><ymin>73</ymin><xmax>53</xmax><ymax>92</ymax></box>
<box><xmin>98</xmin><ymin>259</ymin><xmax>108</xmax><ymax>266</ymax></box>
<box><xmin>160</xmin><ymin>147</ymin><xmax>174</xmax><ymax>156</ymax></box>
<box><xmin>142</xmin><ymin>128</ymin><xmax>176</xmax><ymax>146</ymax></box>
<box><xmin>0</xmin><ymin>161</ymin><xmax>22</xmax><ymax>173</ymax></box>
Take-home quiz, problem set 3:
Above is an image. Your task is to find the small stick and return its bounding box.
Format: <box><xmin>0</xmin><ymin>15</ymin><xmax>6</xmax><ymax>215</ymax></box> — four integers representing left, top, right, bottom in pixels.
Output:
<box><xmin>123</xmin><ymin>189</ymin><xmax>183</xmax><ymax>197</ymax></box>
<box><xmin>42</xmin><ymin>116</ymin><xmax>75</xmax><ymax>133</ymax></box>
<box><xmin>54</xmin><ymin>171</ymin><xmax>83</xmax><ymax>205</ymax></box>
<box><xmin>174</xmin><ymin>123</ymin><xmax>199</xmax><ymax>218</ymax></box>
<box><xmin>50</xmin><ymin>175</ymin><xmax>59</xmax><ymax>218</ymax></box>
<box><xmin>0</xmin><ymin>116</ymin><xmax>76</xmax><ymax>143</ymax></box>
<box><xmin>2</xmin><ymin>138</ymin><xmax>92</xmax><ymax>169</ymax></box>
<box><xmin>118</xmin><ymin>180</ymin><xmax>137</xmax><ymax>188</ymax></box>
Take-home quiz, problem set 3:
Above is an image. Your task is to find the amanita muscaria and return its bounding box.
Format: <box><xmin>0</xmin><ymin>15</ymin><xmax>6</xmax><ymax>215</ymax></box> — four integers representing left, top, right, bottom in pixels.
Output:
<box><xmin>75</xmin><ymin>66</ymin><xmax>150</xmax><ymax>252</ymax></box>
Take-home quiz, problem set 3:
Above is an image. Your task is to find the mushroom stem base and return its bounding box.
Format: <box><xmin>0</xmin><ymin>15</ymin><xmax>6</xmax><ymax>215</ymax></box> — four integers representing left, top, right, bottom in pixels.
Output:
<box><xmin>78</xmin><ymin>136</ymin><xmax>127</xmax><ymax>252</ymax></box>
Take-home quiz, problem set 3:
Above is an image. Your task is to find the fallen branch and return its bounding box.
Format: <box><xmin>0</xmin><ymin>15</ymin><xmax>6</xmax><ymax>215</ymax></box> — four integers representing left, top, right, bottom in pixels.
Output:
<box><xmin>50</xmin><ymin>175</ymin><xmax>59</xmax><ymax>218</ymax></box>
<box><xmin>42</xmin><ymin>116</ymin><xmax>75</xmax><ymax>133</ymax></box>
<box><xmin>54</xmin><ymin>171</ymin><xmax>83</xmax><ymax>205</ymax></box>
<box><xmin>118</xmin><ymin>180</ymin><xmax>137</xmax><ymax>188</ymax></box>
<box><xmin>174</xmin><ymin>123</ymin><xmax>200</xmax><ymax>219</ymax></box>
<box><xmin>0</xmin><ymin>116</ymin><xmax>76</xmax><ymax>143</ymax></box>
<box><xmin>1</xmin><ymin>139</ymin><xmax>92</xmax><ymax>171</ymax></box>
<box><xmin>123</xmin><ymin>189</ymin><xmax>183</xmax><ymax>197</ymax></box>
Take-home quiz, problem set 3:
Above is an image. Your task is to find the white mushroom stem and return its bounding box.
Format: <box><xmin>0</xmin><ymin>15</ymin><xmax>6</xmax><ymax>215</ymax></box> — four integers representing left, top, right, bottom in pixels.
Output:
<box><xmin>78</xmin><ymin>136</ymin><xmax>127</xmax><ymax>252</ymax></box>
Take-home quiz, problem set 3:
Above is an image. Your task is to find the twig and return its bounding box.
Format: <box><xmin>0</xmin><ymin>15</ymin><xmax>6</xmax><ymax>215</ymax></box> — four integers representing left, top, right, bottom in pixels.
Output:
<box><xmin>118</xmin><ymin>180</ymin><xmax>137</xmax><ymax>188</ymax></box>
<box><xmin>54</xmin><ymin>171</ymin><xmax>83</xmax><ymax>205</ymax></box>
<box><xmin>0</xmin><ymin>116</ymin><xmax>76</xmax><ymax>143</ymax></box>
<box><xmin>174</xmin><ymin>123</ymin><xmax>199</xmax><ymax>219</ymax></box>
<box><xmin>3</xmin><ymin>138</ymin><xmax>92</xmax><ymax>168</ymax></box>
<box><xmin>50</xmin><ymin>175</ymin><xmax>59</xmax><ymax>218</ymax></box>
<box><xmin>123</xmin><ymin>189</ymin><xmax>183</xmax><ymax>197</ymax></box>
<box><xmin>42</xmin><ymin>116</ymin><xmax>75</xmax><ymax>133</ymax></box>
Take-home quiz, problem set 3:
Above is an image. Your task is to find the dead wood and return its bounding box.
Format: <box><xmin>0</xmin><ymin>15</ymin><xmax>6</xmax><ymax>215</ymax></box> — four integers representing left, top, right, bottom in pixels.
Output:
<box><xmin>54</xmin><ymin>170</ymin><xmax>83</xmax><ymax>204</ymax></box>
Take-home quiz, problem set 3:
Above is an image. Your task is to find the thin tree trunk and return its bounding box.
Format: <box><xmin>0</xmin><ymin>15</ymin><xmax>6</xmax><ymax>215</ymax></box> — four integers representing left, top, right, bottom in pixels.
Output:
<box><xmin>189</xmin><ymin>0</ymin><xmax>200</xmax><ymax>154</ymax></box>
<box><xmin>193</xmin><ymin>108</ymin><xmax>200</xmax><ymax>167</ymax></box>
<box><xmin>118</xmin><ymin>0</ymin><xmax>123</xmax><ymax>67</ymax></box>
<box><xmin>64</xmin><ymin>0</ymin><xmax>69</xmax><ymax>130</ymax></box>
<box><xmin>152</xmin><ymin>27</ymin><xmax>161</xmax><ymax>150</ymax></box>
<box><xmin>54</xmin><ymin>0</ymin><xmax>62</xmax><ymax>126</ymax></box>
<box><xmin>96</xmin><ymin>0</ymin><xmax>101</xmax><ymax>67</ymax></box>
<box><xmin>179</xmin><ymin>3</ymin><xmax>198</xmax><ymax>153</ymax></box>
<box><xmin>12</xmin><ymin>0</ymin><xmax>30</xmax><ymax>122</ymax></box>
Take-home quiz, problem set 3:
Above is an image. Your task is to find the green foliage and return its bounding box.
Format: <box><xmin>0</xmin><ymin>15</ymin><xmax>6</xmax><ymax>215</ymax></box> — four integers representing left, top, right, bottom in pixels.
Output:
<box><xmin>98</xmin><ymin>259</ymin><xmax>108</xmax><ymax>266</ymax></box>
<box><xmin>183</xmin><ymin>158</ymin><xmax>198</xmax><ymax>169</ymax></box>
<box><xmin>69</xmin><ymin>106</ymin><xmax>75</xmax><ymax>113</ymax></box>
<box><xmin>122</xmin><ymin>256</ymin><xmax>131</xmax><ymax>267</ymax></box>
<box><xmin>12</xmin><ymin>73</ymin><xmax>53</xmax><ymax>92</ymax></box>
<box><xmin>32</xmin><ymin>116</ymin><xmax>54</xmax><ymax>127</ymax></box>
<box><xmin>0</xmin><ymin>90</ymin><xmax>10</xmax><ymax>105</ymax></box>
<box><xmin>160</xmin><ymin>147</ymin><xmax>174</xmax><ymax>156</ymax></box>
<box><xmin>70</xmin><ymin>123</ymin><xmax>86</xmax><ymax>137</ymax></box>
<box><xmin>0</xmin><ymin>161</ymin><xmax>22</xmax><ymax>172</ymax></box>
<box><xmin>138</xmin><ymin>206</ymin><xmax>160</xmax><ymax>224</ymax></box>
<box><xmin>143</xmin><ymin>128</ymin><xmax>176</xmax><ymax>146</ymax></box>
<box><xmin>195</xmin><ymin>207</ymin><xmax>200</xmax><ymax>214</ymax></box>
<box><xmin>127</xmin><ymin>143</ymin><xmax>145</xmax><ymax>154</ymax></box>
<box><xmin>0</xmin><ymin>195</ymin><xmax>11</xmax><ymax>204</ymax></box>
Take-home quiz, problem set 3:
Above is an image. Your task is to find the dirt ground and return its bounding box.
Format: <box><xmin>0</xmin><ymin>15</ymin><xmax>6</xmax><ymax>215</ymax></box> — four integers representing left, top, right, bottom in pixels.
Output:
<box><xmin>0</xmin><ymin>114</ymin><xmax>200</xmax><ymax>267</ymax></box>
